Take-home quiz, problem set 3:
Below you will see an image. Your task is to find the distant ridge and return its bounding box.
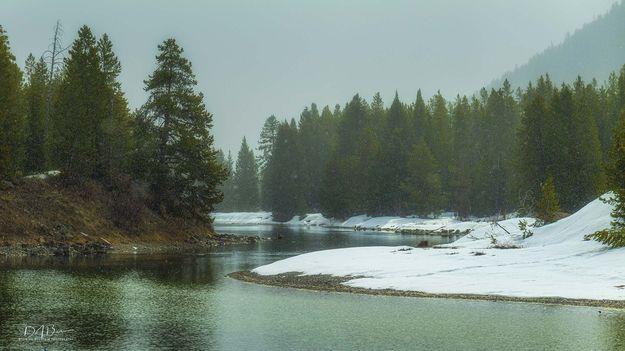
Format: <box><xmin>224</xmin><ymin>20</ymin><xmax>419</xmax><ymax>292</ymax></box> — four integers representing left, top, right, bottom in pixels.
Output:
<box><xmin>490</xmin><ymin>1</ymin><xmax>625</xmax><ymax>89</ymax></box>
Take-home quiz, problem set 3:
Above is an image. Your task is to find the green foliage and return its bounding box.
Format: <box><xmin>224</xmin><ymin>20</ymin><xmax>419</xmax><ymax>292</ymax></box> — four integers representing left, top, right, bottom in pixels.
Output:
<box><xmin>320</xmin><ymin>95</ymin><xmax>371</xmax><ymax>218</ymax></box>
<box><xmin>257</xmin><ymin>115</ymin><xmax>279</xmax><ymax>173</ymax></box>
<box><xmin>401</xmin><ymin>138</ymin><xmax>443</xmax><ymax>216</ymax></box>
<box><xmin>587</xmin><ymin>227</ymin><xmax>625</xmax><ymax>248</ymax></box>
<box><xmin>215</xmin><ymin>150</ymin><xmax>236</xmax><ymax>212</ymax></box>
<box><xmin>97</xmin><ymin>34</ymin><xmax>133</xmax><ymax>182</ymax></box>
<box><xmin>23</xmin><ymin>54</ymin><xmax>48</xmax><ymax>173</ymax></box>
<box><xmin>517</xmin><ymin>76</ymin><xmax>606</xmax><ymax>213</ymax></box>
<box><xmin>0</xmin><ymin>26</ymin><xmax>25</xmax><ymax>180</ymax></box>
<box><xmin>137</xmin><ymin>38</ymin><xmax>226</xmax><ymax>219</ymax></box>
<box><xmin>54</xmin><ymin>26</ymin><xmax>108</xmax><ymax>183</ymax></box>
<box><xmin>233</xmin><ymin>137</ymin><xmax>259</xmax><ymax>211</ymax></box>
<box><xmin>535</xmin><ymin>175</ymin><xmax>560</xmax><ymax>224</ymax></box>
<box><xmin>588</xmin><ymin>109</ymin><xmax>625</xmax><ymax>247</ymax></box>
<box><xmin>254</xmin><ymin>69</ymin><xmax>623</xmax><ymax>220</ymax></box>
<box><xmin>263</xmin><ymin>121</ymin><xmax>304</xmax><ymax>221</ymax></box>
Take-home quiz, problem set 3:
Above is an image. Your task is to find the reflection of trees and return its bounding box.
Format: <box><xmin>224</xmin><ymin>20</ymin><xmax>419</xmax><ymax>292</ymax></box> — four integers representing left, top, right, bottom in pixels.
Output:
<box><xmin>0</xmin><ymin>272</ymin><xmax>16</xmax><ymax>349</ymax></box>
<box><xmin>55</xmin><ymin>272</ymin><xmax>127</xmax><ymax>349</ymax></box>
<box><xmin>147</xmin><ymin>256</ymin><xmax>216</xmax><ymax>286</ymax></box>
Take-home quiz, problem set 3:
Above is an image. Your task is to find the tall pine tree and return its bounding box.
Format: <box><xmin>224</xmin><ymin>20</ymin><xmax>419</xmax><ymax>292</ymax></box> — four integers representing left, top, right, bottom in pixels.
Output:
<box><xmin>23</xmin><ymin>54</ymin><xmax>48</xmax><ymax>174</ymax></box>
<box><xmin>137</xmin><ymin>38</ymin><xmax>226</xmax><ymax>219</ymax></box>
<box><xmin>233</xmin><ymin>137</ymin><xmax>259</xmax><ymax>211</ymax></box>
<box><xmin>54</xmin><ymin>25</ymin><xmax>108</xmax><ymax>183</ymax></box>
<box><xmin>0</xmin><ymin>26</ymin><xmax>24</xmax><ymax>180</ymax></box>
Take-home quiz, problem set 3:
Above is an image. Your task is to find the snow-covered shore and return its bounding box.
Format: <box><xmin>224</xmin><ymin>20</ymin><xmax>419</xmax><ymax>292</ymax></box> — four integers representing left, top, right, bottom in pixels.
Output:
<box><xmin>212</xmin><ymin>211</ymin><xmax>509</xmax><ymax>234</ymax></box>
<box><xmin>251</xmin><ymin>195</ymin><xmax>625</xmax><ymax>301</ymax></box>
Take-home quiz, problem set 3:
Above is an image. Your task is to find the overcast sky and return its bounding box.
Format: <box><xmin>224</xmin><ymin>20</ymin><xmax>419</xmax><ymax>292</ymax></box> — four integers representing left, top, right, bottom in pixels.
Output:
<box><xmin>1</xmin><ymin>0</ymin><xmax>619</xmax><ymax>153</ymax></box>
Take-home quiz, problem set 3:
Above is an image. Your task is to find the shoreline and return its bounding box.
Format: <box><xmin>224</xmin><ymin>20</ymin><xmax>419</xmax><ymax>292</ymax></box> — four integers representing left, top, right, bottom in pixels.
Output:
<box><xmin>0</xmin><ymin>233</ymin><xmax>262</xmax><ymax>257</ymax></box>
<box><xmin>229</xmin><ymin>271</ymin><xmax>625</xmax><ymax>309</ymax></box>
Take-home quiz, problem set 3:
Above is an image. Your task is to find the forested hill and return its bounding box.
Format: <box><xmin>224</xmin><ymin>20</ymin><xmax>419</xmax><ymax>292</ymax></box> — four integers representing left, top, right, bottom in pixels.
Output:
<box><xmin>490</xmin><ymin>1</ymin><xmax>625</xmax><ymax>89</ymax></box>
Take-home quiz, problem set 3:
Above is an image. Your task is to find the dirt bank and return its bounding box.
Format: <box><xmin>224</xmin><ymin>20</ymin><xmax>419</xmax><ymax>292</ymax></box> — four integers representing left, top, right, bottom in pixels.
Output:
<box><xmin>0</xmin><ymin>177</ymin><xmax>259</xmax><ymax>256</ymax></box>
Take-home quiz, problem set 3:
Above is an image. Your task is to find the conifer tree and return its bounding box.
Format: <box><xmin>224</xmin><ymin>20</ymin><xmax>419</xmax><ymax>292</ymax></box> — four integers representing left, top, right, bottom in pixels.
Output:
<box><xmin>137</xmin><ymin>38</ymin><xmax>226</xmax><ymax>219</ymax></box>
<box><xmin>449</xmin><ymin>96</ymin><xmax>474</xmax><ymax>218</ymax></box>
<box><xmin>401</xmin><ymin>138</ymin><xmax>443</xmax><ymax>216</ymax></box>
<box><xmin>426</xmin><ymin>91</ymin><xmax>452</xmax><ymax>205</ymax></box>
<box><xmin>0</xmin><ymin>26</ymin><xmax>25</xmax><ymax>180</ymax></box>
<box><xmin>588</xmin><ymin>108</ymin><xmax>625</xmax><ymax>247</ymax></box>
<box><xmin>375</xmin><ymin>92</ymin><xmax>409</xmax><ymax>214</ymax></box>
<box><xmin>264</xmin><ymin>120</ymin><xmax>303</xmax><ymax>221</ymax></box>
<box><xmin>233</xmin><ymin>137</ymin><xmax>259</xmax><ymax>211</ymax></box>
<box><xmin>257</xmin><ymin>115</ymin><xmax>279</xmax><ymax>172</ymax></box>
<box><xmin>97</xmin><ymin>33</ymin><xmax>132</xmax><ymax>182</ymax></box>
<box><xmin>54</xmin><ymin>25</ymin><xmax>108</xmax><ymax>183</ymax></box>
<box><xmin>320</xmin><ymin>95</ymin><xmax>370</xmax><ymax>218</ymax></box>
<box><xmin>216</xmin><ymin>150</ymin><xmax>236</xmax><ymax>211</ymax></box>
<box><xmin>23</xmin><ymin>54</ymin><xmax>48</xmax><ymax>173</ymax></box>
<box><xmin>535</xmin><ymin>175</ymin><xmax>560</xmax><ymax>224</ymax></box>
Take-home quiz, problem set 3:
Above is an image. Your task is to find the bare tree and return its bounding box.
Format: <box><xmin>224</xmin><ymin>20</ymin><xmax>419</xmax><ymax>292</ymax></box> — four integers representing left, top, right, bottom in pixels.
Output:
<box><xmin>41</xmin><ymin>20</ymin><xmax>68</xmax><ymax>165</ymax></box>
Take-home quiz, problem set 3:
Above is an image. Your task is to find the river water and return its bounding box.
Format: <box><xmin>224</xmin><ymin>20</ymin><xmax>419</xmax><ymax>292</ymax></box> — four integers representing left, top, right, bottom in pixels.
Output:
<box><xmin>0</xmin><ymin>225</ymin><xmax>623</xmax><ymax>350</ymax></box>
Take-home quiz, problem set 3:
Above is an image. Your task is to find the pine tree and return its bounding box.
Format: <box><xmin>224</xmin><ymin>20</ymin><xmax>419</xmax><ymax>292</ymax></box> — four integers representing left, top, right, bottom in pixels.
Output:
<box><xmin>216</xmin><ymin>150</ymin><xmax>236</xmax><ymax>211</ymax></box>
<box><xmin>375</xmin><ymin>92</ymin><xmax>409</xmax><ymax>215</ymax></box>
<box><xmin>320</xmin><ymin>95</ymin><xmax>370</xmax><ymax>218</ymax></box>
<box><xmin>54</xmin><ymin>25</ymin><xmax>108</xmax><ymax>183</ymax></box>
<box><xmin>401</xmin><ymin>138</ymin><xmax>443</xmax><ymax>216</ymax></box>
<box><xmin>233</xmin><ymin>137</ymin><xmax>259</xmax><ymax>211</ymax></box>
<box><xmin>517</xmin><ymin>82</ymin><xmax>550</xmax><ymax>212</ymax></box>
<box><xmin>588</xmin><ymin>108</ymin><xmax>625</xmax><ymax>247</ymax></box>
<box><xmin>23</xmin><ymin>54</ymin><xmax>48</xmax><ymax>173</ymax></box>
<box><xmin>0</xmin><ymin>26</ymin><xmax>25</xmax><ymax>180</ymax></box>
<box><xmin>97</xmin><ymin>33</ymin><xmax>132</xmax><ymax>182</ymax></box>
<box><xmin>264</xmin><ymin>120</ymin><xmax>303</xmax><ymax>221</ymax></box>
<box><xmin>138</xmin><ymin>38</ymin><xmax>227</xmax><ymax>219</ymax></box>
<box><xmin>257</xmin><ymin>115</ymin><xmax>279</xmax><ymax>172</ymax></box>
<box><xmin>449</xmin><ymin>95</ymin><xmax>474</xmax><ymax>218</ymax></box>
<box><xmin>426</xmin><ymin>91</ymin><xmax>452</xmax><ymax>207</ymax></box>
<box><xmin>535</xmin><ymin>175</ymin><xmax>560</xmax><ymax>224</ymax></box>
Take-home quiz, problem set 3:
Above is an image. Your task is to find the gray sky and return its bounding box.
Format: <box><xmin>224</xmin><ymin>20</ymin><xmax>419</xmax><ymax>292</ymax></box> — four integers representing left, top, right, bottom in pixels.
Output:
<box><xmin>1</xmin><ymin>0</ymin><xmax>618</xmax><ymax>154</ymax></box>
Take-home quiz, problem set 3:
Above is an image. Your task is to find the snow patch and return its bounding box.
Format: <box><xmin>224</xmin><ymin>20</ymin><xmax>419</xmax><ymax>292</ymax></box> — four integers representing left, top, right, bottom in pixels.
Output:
<box><xmin>252</xmin><ymin>194</ymin><xmax>625</xmax><ymax>300</ymax></box>
<box><xmin>24</xmin><ymin>170</ymin><xmax>61</xmax><ymax>180</ymax></box>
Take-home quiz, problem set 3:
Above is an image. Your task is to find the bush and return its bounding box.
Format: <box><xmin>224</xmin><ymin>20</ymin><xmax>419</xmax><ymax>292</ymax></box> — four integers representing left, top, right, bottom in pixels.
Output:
<box><xmin>586</xmin><ymin>228</ymin><xmax>625</xmax><ymax>248</ymax></box>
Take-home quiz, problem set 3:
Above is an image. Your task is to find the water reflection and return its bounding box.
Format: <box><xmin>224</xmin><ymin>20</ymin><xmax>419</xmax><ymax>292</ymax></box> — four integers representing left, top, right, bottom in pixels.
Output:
<box><xmin>0</xmin><ymin>225</ymin><xmax>623</xmax><ymax>350</ymax></box>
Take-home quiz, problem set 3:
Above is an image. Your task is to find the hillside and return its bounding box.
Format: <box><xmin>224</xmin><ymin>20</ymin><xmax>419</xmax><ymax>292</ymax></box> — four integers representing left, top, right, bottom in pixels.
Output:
<box><xmin>491</xmin><ymin>1</ymin><xmax>625</xmax><ymax>88</ymax></box>
<box><xmin>0</xmin><ymin>177</ymin><xmax>256</xmax><ymax>256</ymax></box>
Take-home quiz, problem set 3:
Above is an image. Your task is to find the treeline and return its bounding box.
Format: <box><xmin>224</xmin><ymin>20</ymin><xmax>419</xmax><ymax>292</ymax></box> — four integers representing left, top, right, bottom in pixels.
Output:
<box><xmin>221</xmin><ymin>69</ymin><xmax>625</xmax><ymax>222</ymax></box>
<box><xmin>0</xmin><ymin>24</ymin><xmax>225</xmax><ymax>223</ymax></box>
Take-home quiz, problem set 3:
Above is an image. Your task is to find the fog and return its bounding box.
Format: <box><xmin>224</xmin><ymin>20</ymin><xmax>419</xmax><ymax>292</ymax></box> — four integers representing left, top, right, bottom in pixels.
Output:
<box><xmin>1</xmin><ymin>0</ymin><xmax>617</xmax><ymax>153</ymax></box>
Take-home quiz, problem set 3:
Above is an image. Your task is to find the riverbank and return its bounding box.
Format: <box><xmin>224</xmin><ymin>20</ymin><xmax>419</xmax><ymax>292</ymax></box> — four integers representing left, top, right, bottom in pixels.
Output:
<box><xmin>238</xmin><ymin>194</ymin><xmax>625</xmax><ymax>306</ymax></box>
<box><xmin>0</xmin><ymin>177</ymin><xmax>260</xmax><ymax>257</ymax></box>
<box><xmin>229</xmin><ymin>271</ymin><xmax>625</xmax><ymax>309</ymax></box>
<box><xmin>212</xmin><ymin>211</ymin><xmax>531</xmax><ymax>236</ymax></box>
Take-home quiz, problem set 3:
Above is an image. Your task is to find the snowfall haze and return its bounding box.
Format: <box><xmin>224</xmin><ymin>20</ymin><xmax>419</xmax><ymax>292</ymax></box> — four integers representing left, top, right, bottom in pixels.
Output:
<box><xmin>0</xmin><ymin>0</ymin><xmax>618</xmax><ymax>153</ymax></box>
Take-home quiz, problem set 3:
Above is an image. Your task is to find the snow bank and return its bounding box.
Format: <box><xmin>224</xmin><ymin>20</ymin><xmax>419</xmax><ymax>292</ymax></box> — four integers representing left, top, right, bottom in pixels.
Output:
<box><xmin>253</xmin><ymin>194</ymin><xmax>625</xmax><ymax>300</ymax></box>
<box><xmin>212</xmin><ymin>212</ymin><xmax>338</xmax><ymax>226</ymax></box>
<box><xmin>212</xmin><ymin>212</ymin><xmax>274</xmax><ymax>225</ymax></box>
<box><xmin>213</xmin><ymin>210</ymin><xmax>524</xmax><ymax>236</ymax></box>
<box><xmin>24</xmin><ymin>170</ymin><xmax>61</xmax><ymax>180</ymax></box>
<box><xmin>339</xmin><ymin>213</ymin><xmax>495</xmax><ymax>233</ymax></box>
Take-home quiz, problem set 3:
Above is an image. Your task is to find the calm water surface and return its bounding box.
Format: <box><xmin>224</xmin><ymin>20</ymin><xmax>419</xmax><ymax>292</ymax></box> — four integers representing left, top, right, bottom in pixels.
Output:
<box><xmin>0</xmin><ymin>225</ymin><xmax>623</xmax><ymax>350</ymax></box>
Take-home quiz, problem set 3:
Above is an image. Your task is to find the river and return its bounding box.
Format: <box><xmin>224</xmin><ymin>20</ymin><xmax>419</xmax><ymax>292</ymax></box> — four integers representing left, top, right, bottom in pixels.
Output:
<box><xmin>0</xmin><ymin>225</ymin><xmax>623</xmax><ymax>350</ymax></box>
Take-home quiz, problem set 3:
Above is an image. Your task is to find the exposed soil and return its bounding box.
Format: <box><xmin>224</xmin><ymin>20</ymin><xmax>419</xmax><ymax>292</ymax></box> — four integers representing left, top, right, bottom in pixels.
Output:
<box><xmin>0</xmin><ymin>177</ymin><xmax>259</xmax><ymax>256</ymax></box>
